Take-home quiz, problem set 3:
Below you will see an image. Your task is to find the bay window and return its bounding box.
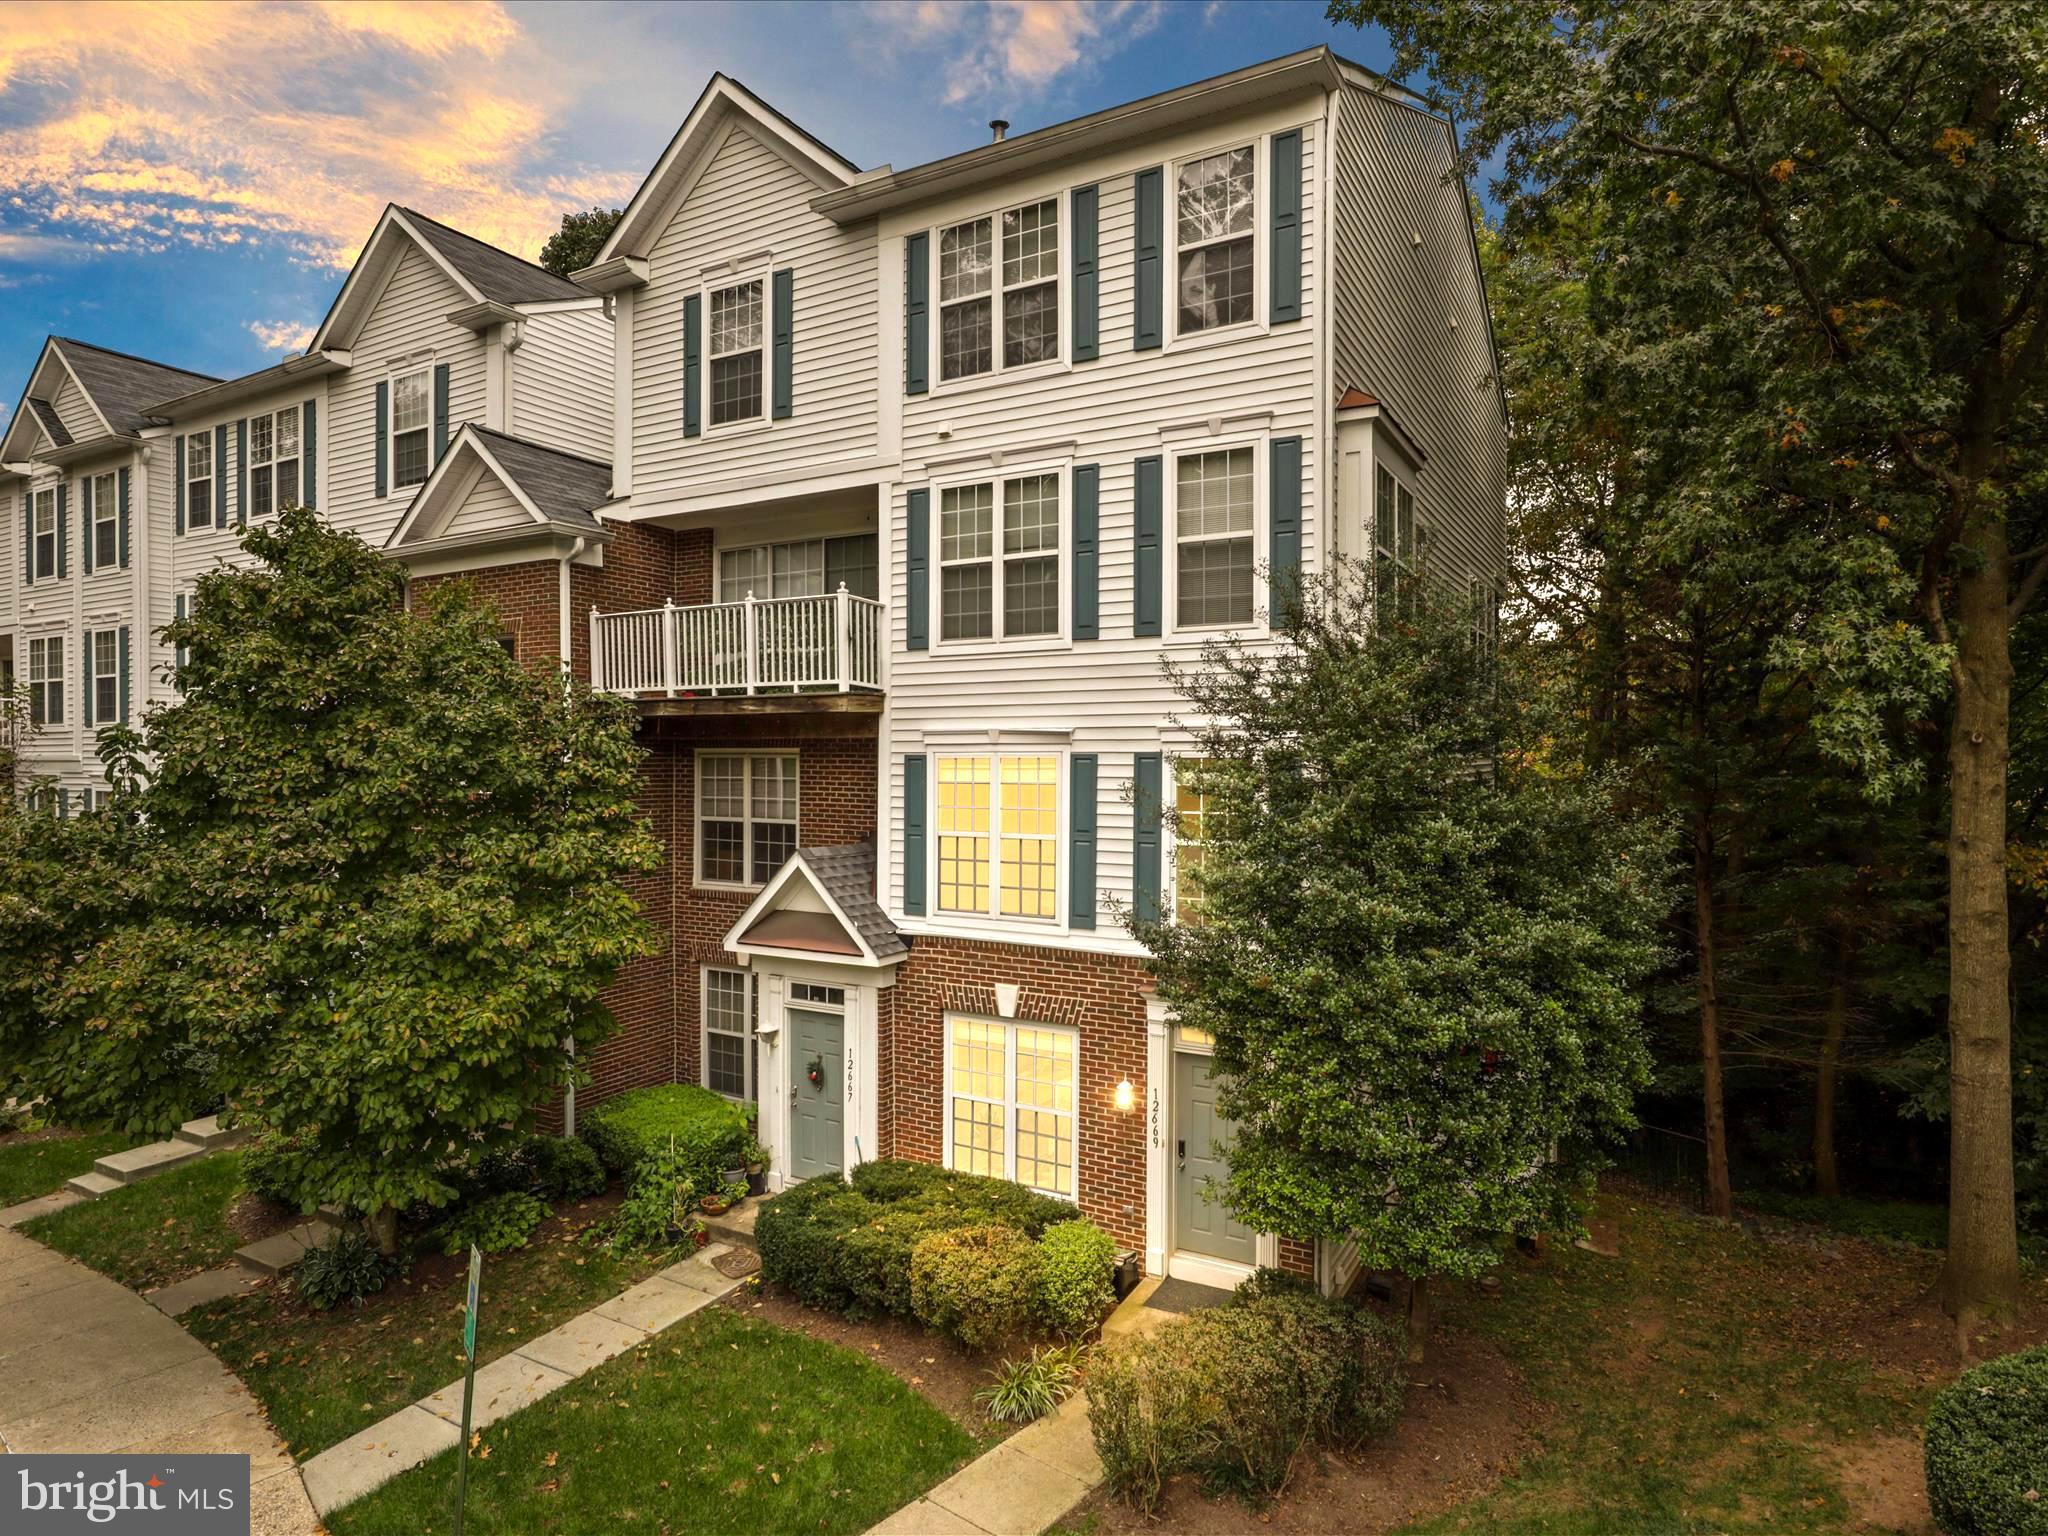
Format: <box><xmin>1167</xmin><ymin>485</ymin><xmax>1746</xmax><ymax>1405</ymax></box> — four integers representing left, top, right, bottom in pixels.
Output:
<box><xmin>946</xmin><ymin>1017</ymin><xmax>1077</xmax><ymax>1198</ymax></box>
<box><xmin>708</xmin><ymin>278</ymin><xmax>764</xmax><ymax>426</ymax></box>
<box><xmin>935</xmin><ymin>752</ymin><xmax>1059</xmax><ymax>919</ymax></box>
<box><xmin>1175</xmin><ymin>145</ymin><xmax>1256</xmax><ymax>335</ymax></box>
<box><xmin>1375</xmin><ymin>463</ymin><xmax>1422</xmax><ymax>611</ymax></box>
<box><xmin>1174</xmin><ymin>446</ymin><xmax>1255</xmax><ymax>628</ymax></box>
<box><xmin>697</xmin><ymin>752</ymin><xmax>798</xmax><ymax>887</ymax></box>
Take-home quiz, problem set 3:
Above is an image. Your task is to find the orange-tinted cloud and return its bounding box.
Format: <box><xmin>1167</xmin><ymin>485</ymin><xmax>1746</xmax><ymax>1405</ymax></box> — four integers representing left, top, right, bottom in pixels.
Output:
<box><xmin>871</xmin><ymin>0</ymin><xmax>1165</xmax><ymax>108</ymax></box>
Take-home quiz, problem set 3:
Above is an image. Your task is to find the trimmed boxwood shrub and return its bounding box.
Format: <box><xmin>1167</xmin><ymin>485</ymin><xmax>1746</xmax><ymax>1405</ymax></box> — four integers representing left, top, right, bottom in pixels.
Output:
<box><xmin>434</xmin><ymin>1191</ymin><xmax>548</xmax><ymax>1256</ymax></box>
<box><xmin>1087</xmin><ymin>1276</ymin><xmax>1408</xmax><ymax>1513</ymax></box>
<box><xmin>756</xmin><ymin>1159</ymin><xmax>1078</xmax><ymax>1320</ymax></box>
<box><xmin>911</xmin><ymin>1224</ymin><xmax>1042</xmax><ymax>1349</ymax></box>
<box><xmin>580</xmin><ymin>1084</ymin><xmax>751</xmax><ymax>1191</ymax></box>
<box><xmin>1925</xmin><ymin>1343</ymin><xmax>2048</xmax><ymax>1536</ymax></box>
<box><xmin>473</xmin><ymin>1134</ymin><xmax>606</xmax><ymax>1202</ymax></box>
<box><xmin>1036</xmin><ymin>1219</ymin><xmax>1117</xmax><ymax>1336</ymax></box>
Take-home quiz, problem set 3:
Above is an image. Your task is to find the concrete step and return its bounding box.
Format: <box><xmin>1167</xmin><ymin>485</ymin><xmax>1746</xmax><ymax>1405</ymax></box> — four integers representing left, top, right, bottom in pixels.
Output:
<box><xmin>234</xmin><ymin>1214</ymin><xmax>343</xmax><ymax>1278</ymax></box>
<box><xmin>65</xmin><ymin>1170</ymin><xmax>123</xmax><ymax>1198</ymax></box>
<box><xmin>147</xmin><ymin>1264</ymin><xmax>262</xmax><ymax>1317</ymax></box>
<box><xmin>174</xmin><ymin>1115</ymin><xmax>246</xmax><ymax>1150</ymax></box>
<box><xmin>93</xmin><ymin>1138</ymin><xmax>207</xmax><ymax>1185</ymax></box>
<box><xmin>698</xmin><ymin>1198</ymin><xmax>759</xmax><ymax>1252</ymax></box>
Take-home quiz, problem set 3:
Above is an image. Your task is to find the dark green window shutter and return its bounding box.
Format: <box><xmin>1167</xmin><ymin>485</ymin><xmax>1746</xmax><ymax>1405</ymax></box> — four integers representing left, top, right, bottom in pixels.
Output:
<box><xmin>771</xmin><ymin>267</ymin><xmax>794</xmax><ymax>420</ymax></box>
<box><xmin>1269</xmin><ymin>434</ymin><xmax>1303</xmax><ymax>619</ymax></box>
<box><xmin>1073</xmin><ymin>463</ymin><xmax>1099</xmax><ymax>640</ymax></box>
<box><xmin>236</xmin><ymin>417</ymin><xmax>249</xmax><ymax>528</ymax></box>
<box><xmin>57</xmin><ymin>788</ymin><xmax>68</xmax><ymax>820</ymax></box>
<box><xmin>1133</xmin><ymin>167</ymin><xmax>1163</xmax><ymax>351</ymax></box>
<box><xmin>80</xmin><ymin>475</ymin><xmax>93</xmax><ymax>574</ymax></box>
<box><xmin>683</xmin><ymin>295</ymin><xmax>702</xmax><ymax>437</ymax></box>
<box><xmin>175</xmin><ymin>593</ymin><xmax>188</xmax><ymax>674</ymax></box>
<box><xmin>432</xmin><ymin>363</ymin><xmax>451</xmax><ymax>464</ymax></box>
<box><xmin>905</xmin><ymin>233</ymin><xmax>929</xmax><ymax>395</ymax></box>
<box><xmin>903</xmin><ymin>754</ymin><xmax>928</xmax><ymax>916</ymax></box>
<box><xmin>55</xmin><ymin>483</ymin><xmax>67</xmax><ymax>578</ymax></box>
<box><xmin>80</xmin><ymin>629</ymin><xmax>93</xmax><ymax>727</ymax></box>
<box><xmin>118</xmin><ymin>626</ymin><xmax>129</xmax><ymax>724</ymax></box>
<box><xmin>1069</xmin><ymin>754</ymin><xmax>1098</xmax><ymax>929</ymax></box>
<box><xmin>301</xmin><ymin>399</ymin><xmax>317</xmax><ymax>505</ymax></box>
<box><xmin>1071</xmin><ymin>184</ymin><xmax>1099</xmax><ymax>362</ymax></box>
<box><xmin>118</xmin><ymin>467</ymin><xmax>130</xmax><ymax>567</ymax></box>
<box><xmin>174</xmin><ymin>434</ymin><xmax>187</xmax><ymax>531</ymax></box>
<box><xmin>1133</xmin><ymin>752</ymin><xmax>1163</xmax><ymax>923</ymax></box>
<box><xmin>21</xmin><ymin>493</ymin><xmax>29</xmax><ymax>584</ymax></box>
<box><xmin>214</xmin><ymin>425</ymin><xmax>228</xmax><ymax>526</ymax></box>
<box><xmin>1270</xmin><ymin>129</ymin><xmax>1303</xmax><ymax>324</ymax></box>
<box><xmin>1133</xmin><ymin>455</ymin><xmax>1162</xmax><ymax>637</ymax></box>
<box><xmin>373</xmin><ymin>383</ymin><xmax>388</xmax><ymax>498</ymax></box>
<box><xmin>905</xmin><ymin>488</ymin><xmax>930</xmax><ymax>651</ymax></box>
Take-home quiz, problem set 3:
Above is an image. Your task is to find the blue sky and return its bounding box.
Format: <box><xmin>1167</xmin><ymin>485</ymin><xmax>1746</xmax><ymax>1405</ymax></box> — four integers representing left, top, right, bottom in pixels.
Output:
<box><xmin>0</xmin><ymin>1</ymin><xmax>1406</xmax><ymax>415</ymax></box>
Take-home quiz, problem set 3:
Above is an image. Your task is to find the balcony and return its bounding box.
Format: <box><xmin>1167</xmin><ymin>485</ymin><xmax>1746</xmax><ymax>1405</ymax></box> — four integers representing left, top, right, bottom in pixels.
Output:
<box><xmin>590</xmin><ymin>589</ymin><xmax>884</xmax><ymax>707</ymax></box>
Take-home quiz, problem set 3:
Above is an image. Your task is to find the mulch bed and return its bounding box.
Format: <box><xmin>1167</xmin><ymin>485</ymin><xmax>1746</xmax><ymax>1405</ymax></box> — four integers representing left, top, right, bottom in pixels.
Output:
<box><xmin>0</xmin><ymin>1125</ymin><xmax>79</xmax><ymax>1149</ymax></box>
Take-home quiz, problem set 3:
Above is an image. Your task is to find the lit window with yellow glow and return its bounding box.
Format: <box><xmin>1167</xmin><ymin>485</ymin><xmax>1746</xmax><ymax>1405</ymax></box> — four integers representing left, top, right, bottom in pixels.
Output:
<box><xmin>945</xmin><ymin>1016</ymin><xmax>1076</xmax><ymax>1197</ymax></box>
<box><xmin>935</xmin><ymin>753</ymin><xmax>1060</xmax><ymax>919</ymax></box>
<box><xmin>1174</xmin><ymin>759</ymin><xmax>1224</xmax><ymax>924</ymax></box>
<box><xmin>937</xmin><ymin>756</ymin><xmax>992</xmax><ymax>913</ymax></box>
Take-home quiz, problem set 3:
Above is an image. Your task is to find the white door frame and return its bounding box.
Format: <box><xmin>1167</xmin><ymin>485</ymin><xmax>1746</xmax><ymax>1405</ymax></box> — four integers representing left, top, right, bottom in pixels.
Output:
<box><xmin>751</xmin><ymin>956</ymin><xmax>887</xmax><ymax>1190</ymax></box>
<box><xmin>1144</xmin><ymin>997</ymin><xmax>1279</xmax><ymax>1285</ymax></box>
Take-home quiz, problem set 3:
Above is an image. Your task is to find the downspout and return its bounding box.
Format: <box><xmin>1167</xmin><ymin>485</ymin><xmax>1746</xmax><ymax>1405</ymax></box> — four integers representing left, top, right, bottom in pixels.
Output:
<box><xmin>559</xmin><ymin>531</ymin><xmax>587</xmax><ymax>1137</ymax></box>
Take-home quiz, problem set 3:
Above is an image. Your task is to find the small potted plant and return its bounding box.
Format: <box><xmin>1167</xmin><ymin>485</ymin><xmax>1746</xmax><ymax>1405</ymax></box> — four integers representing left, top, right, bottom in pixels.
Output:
<box><xmin>742</xmin><ymin>1139</ymin><xmax>771</xmax><ymax>1198</ymax></box>
<box><xmin>700</xmin><ymin>1188</ymin><xmax>732</xmax><ymax>1217</ymax></box>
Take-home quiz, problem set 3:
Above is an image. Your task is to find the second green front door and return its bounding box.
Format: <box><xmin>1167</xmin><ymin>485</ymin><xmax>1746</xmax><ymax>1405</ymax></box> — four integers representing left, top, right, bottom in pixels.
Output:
<box><xmin>788</xmin><ymin>1008</ymin><xmax>844</xmax><ymax>1181</ymax></box>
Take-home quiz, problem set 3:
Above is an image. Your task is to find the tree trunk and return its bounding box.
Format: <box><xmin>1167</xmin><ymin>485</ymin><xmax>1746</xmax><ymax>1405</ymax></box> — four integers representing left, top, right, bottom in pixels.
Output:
<box><xmin>1940</xmin><ymin>512</ymin><xmax>2023</xmax><ymax>1325</ymax></box>
<box><xmin>1694</xmin><ymin>811</ymin><xmax>1733</xmax><ymax>1219</ymax></box>
<box><xmin>1406</xmin><ymin>1275</ymin><xmax>1430</xmax><ymax>1364</ymax></box>
<box><xmin>1814</xmin><ymin>937</ymin><xmax>1851</xmax><ymax>1200</ymax></box>
<box><xmin>366</xmin><ymin>1202</ymin><xmax>399</xmax><ymax>1258</ymax></box>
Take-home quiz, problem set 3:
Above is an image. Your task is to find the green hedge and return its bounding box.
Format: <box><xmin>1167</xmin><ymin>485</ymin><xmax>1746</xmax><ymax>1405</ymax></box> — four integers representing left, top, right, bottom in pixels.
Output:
<box><xmin>756</xmin><ymin>1159</ymin><xmax>1078</xmax><ymax>1320</ymax></box>
<box><xmin>1925</xmin><ymin>1343</ymin><xmax>2048</xmax><ymax>1536</ymax></box>
<box><xmin>579</xmin><ymin>1085</ymin><xmax>751</xmax><ymax>1193</ymax></box>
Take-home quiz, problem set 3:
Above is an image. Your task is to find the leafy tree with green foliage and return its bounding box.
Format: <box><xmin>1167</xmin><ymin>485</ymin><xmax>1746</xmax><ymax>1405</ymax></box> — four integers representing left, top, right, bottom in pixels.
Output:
<box><xmin>538</xmin><ymin>206</ymin><xmax>622</xmax><ymax>279</ymax></box>
<box><xmin>1133</xmin><ymin>566</ymin><xmax>1668</xmax><ymax>1351</ymax></box>
<box><xmin>25</xmin><ymin>509</ymin><xmax>659</xmax><ymax>1250</ymax></box>
<box><xmin>1334</xmin><ymin>0</ymin><xmax>2048</xmax><ymax>1326</ymax></box>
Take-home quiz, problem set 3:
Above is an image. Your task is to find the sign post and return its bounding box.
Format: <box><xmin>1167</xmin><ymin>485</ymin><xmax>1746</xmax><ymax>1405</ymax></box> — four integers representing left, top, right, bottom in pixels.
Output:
<box><xmin>453</xmin><ymin>1244</ymin><xmax>482</xmax><ymax>1536</ymax></box>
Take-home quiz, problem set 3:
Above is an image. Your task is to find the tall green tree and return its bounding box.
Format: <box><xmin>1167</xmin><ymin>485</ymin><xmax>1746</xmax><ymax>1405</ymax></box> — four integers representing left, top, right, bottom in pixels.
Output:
<box><xmin>1336</xmin><ymin>0</ymin><xmax>2048</xmax><ymax>1325</ymax></box>
<box><xmin>1134</xmin><ymin>567</ymin><xmax>1668</xmax><ymax>1352</ymax></box>
<box><xmin>538</xmin><ymin>206</ymin><xmax>622</xmax><ymax>278</ymax></box>
<box><xmin>12</xmin><ymin>510</ymin><xmax>659</xmax><ymax>1250</ymax></box>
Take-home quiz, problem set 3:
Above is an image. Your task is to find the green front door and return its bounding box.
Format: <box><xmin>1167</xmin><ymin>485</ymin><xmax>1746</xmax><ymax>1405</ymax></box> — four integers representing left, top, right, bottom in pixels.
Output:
<box><xmin>788</xmin><ymin>1008</ymin><xmax>844</xmax><ymax>1181</ymax></box>
<box><xmin>1174</xmin><ymin>1053</ymin><xmax>1258</xmax><ymax>1266</ymax></box>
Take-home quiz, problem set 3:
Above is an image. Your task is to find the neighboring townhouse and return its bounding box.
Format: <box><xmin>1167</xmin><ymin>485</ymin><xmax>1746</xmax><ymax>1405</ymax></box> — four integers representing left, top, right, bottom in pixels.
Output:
<box><xmin>1</xmin><ymin>47</ymin><xmax>1504</xmax><ymax>1295</ymax></box>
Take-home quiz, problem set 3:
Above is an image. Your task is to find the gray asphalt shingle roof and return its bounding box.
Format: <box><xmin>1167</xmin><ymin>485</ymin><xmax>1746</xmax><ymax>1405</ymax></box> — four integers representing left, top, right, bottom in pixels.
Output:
<box><xmin>26</xmin><ymin>398</ymin><xmax>72</xmax><ymax>447</ymax></box>
<box><xmin>796</xmin><ymin>841</ymin><xmax>908</xmax><ymax>960</ymax></box>
<box><xmin>53</xmin><ymin>338</ymin><xmax>218</xmax><ymax>437</ymax></box>
<box><xmin>398</xmin><ymin>208</ymin><xmax>587</xmax><ymax>306</ymax></box>
<box><xmin>468</xmin><ymin>427</ymin><xmax>610</xmax><ymax>531</ymax></box>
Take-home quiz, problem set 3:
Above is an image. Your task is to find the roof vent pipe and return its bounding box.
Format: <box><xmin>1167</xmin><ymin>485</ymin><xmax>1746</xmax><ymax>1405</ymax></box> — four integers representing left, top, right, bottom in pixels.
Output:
<box><xmin>989</xmin><ymin>119</ymin><xmax>1009</xmax><ymax>143</ymax></box>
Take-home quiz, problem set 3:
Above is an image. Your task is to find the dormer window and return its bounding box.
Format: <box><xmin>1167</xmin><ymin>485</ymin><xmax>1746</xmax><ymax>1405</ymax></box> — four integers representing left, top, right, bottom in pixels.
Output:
<box><xmin>937</xmin><ymin>197</ymin><xmax>1060</xmax><ymax>383</ymax></box>
<box><xmin>391</xmin><ymin>367</ymin><xmax>432</xmax><ymax>490</ymax></box>
<box><xmin>1175</xmin><ymin>146</ymin><xmax>1256</xmax><ymax>335</ymax></box>
<box><xmin>708</xmin><ymin>279</ymin><xmax>764</xmax><ymax>426</ymax></box>
<box><xmin>185</xmin><ymin>433</ymin><xmax>214</xmax><ymax>529</ymax></box>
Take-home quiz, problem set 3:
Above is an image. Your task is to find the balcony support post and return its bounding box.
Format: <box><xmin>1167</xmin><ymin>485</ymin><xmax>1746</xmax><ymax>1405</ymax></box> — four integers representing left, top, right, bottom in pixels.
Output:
<box><xmin>661</xmin><ymin>598</ymin><xmax>678</xmax><ymax>697</ymax></box>
<box><xmin>744</xmin><ymin>590</ymin><xmax>760</xmax><ymax>695</ymax></box>
<box><xmin>835</xmin><ymin>583</ymin><xmax>852</xmax><ymax>692</ymax></box>
<box><xmin>587</xmin><ymin>605</ymin><xmax>603</xmax><ymax>692</ymax></box>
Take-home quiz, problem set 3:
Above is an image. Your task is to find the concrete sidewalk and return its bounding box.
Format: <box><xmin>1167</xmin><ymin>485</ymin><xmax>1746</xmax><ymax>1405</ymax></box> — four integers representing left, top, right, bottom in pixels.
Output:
<box><xmin>0</xmin><ymin>1227</ymin><xmax>317</xmax><ymax>1536</ymax></box>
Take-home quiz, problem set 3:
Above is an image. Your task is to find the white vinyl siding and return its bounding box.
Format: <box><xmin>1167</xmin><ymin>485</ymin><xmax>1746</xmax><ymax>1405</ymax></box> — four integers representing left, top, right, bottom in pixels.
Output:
<box><xmin>440</xmin><ymin>469</ymin><xmax>531</xmax><ymax>540</ymax></box>
<box><xmin>508</xmin><ymin>306</ymin><xmax>613</xmax><ymax>461</ymax></box>
<box><xmin>50</xmin><ymin>371</ymin><xmax>99</xmax><ymax>443</ymax></box>
<box><xmin>632</xmin><ymin>123</ymin><xmax>879</xmax><ymax>507</ymax></box>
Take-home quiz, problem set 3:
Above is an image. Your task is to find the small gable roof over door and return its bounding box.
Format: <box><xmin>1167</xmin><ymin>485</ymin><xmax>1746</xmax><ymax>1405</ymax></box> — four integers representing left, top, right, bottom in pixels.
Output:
<box><xmin>725</xmin><ymin>842</ymin><xmax>908</xmax><ymax>969</ymax></box>
<box><xmin>385</xmin><ymin>423</ymin><xmax>612</xmax><ymax>559</ymax></box>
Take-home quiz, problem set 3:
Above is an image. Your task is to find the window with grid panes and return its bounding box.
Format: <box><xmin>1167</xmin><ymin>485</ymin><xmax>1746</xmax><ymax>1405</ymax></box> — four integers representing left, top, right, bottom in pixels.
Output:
<box><xmin>1374</xmin><ymin>464</ymin><xmax>1424</xmax><ymax>614</ymax></box>
<box><xmin>91</xmin><ymin>629</ymin><xmax>117</xmax><ymax>723</ymax></box>
<box><xmin>27</xmin><ymin>635</ymin><xmax>62</xmax><ymax>726</ymax></box>
<box><xmin>1175</xmin><ymin>447</ymin><xmax>1254</xmax><ymax>627</ymax></box>
<box><xmin>249</xmin><ymin>406</ymin><xmax>301</xmax><ymax>518</ymax></box>
<box><xmin>945</xmin><ymin>1018</ymin><xmax>1076</xmax><ymax>1197</ymax></box>
<box><xmin>390</xmin><ymin>367</ymin><xmax>431</xmax><ymax>490</ymax></box>
<box><xmin>708</xmin><ymin>279</ymin><xmax>764</xmax><ymax>425</ymax></box>
<box><xmin>938</xmin><ymin>197</ymin><xmax>1059</xmax><ymax>382</ymax></box>
<box><xmin>185</xmin><ymin>432</ymin><xmax>214</xmax><ymax>527</ymax></box>
<box><xmin>935</xmin><ymin>753</ymin><xmax>1059</xmax><ymax>919</ymax></box>
<box><xmin>1176</xmin><ymin>146</ymin><xmax>1255</xmax><ymax>334</ymax></box>
<box><xmin>31</xmin><ymin>489</ymin><xmax>55</xmax><ymax>580</ymax></box>
<box><xmin>697</xmin><ymin>753</ymin><xmax>797</xmax><ymax>886</ymax></box>
<box><xmin>91</xmin><ymin>472</ymin><xmax>117</xmax><ymax>566</ymax></box>
<box><xmin>1173</xmin><ymin>758</ymin><xmax>1223</xmax><ymax>924</ymax></box>
<box><xmin>703</xmin><ymin>967</ymin><xmax>756</xmax><ymax>1100</ymax></box>
<box><xmin>940</xmin><ymin>475</ymin><xmax>1059</xmax><ymax>642</ymax></box>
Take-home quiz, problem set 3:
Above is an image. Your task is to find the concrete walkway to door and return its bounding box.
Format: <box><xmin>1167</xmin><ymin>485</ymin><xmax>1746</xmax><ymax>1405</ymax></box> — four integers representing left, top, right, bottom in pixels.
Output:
<box><xmin>0</xmin><ymin>1226</ymin><xmax>317</xmax><ymax>1535</ymax></box>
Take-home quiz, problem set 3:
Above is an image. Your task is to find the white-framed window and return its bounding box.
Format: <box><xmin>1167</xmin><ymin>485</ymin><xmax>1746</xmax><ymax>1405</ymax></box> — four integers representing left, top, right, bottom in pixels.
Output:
<box><xmin>1171</xmin><ymin>757</ymin><xmax>1222</xmax><ymax>926</ymax></box>
<box><xmin>696</xmin><ymin>752</ymin><xmax>798</xmax><ymax>887</ymax></box>
<box><xmin>1171</xmin><ymin>444</ymin><xmax>1258</xmax><ymax>630</ymax></box>
<box><xmin>30</xmin><ymin>488</ymin><xmax>56</xmax><ymax>580</ymax></box>
<box><xmin>934</xmin><ymin>752</ymin><xmax>1060</xmax><ymax>920</ymax></box>
<box><xmin>935</xmin><ymin>196</ymin><xmax>1061</xmax><ymax>385</ymax></box>
<box><xmin>90</xmin><ymin>629</ymin><xmax>117</xmax><ymax>724</ymax></box>
<box><xmin>707</xmin><ymin>277</ymin><xmax>765</xmax><ymax>427</ymax></box>
<box><xmin>1173</xmin><ymin>143</ymin><xmax>1257</xmax><ymax>337</ymax></box>
<box><xmin>1470</xmin><ymin>576</ymin><xmax>1499</xmax><ymax>652</ymax></box>
<box><xmin>390</xmin><ymin>366</ymin><xmax>432</xmax><ymax>491</ymax></box>
<box><xmin>701</xmin><ymin>966</ymin><xmax>757</xmax><ymax>1101</ymax></box>
<box><xmin>944</xmin><ymin>1016</ymin><xmax>1077</xmax><ymax>1198</ymax></box>
<box><xmin>91</xmin><ymin>472</ymin><xmax>117</xmax><ymax>568</ymax></box>
<box><xmin>88</xmin><ymin>787</ymin><xmax>112</xmax><ymax>813</ymax></box>
<box><xmin>249</xmin><ymin>405</ymin><xmax>302</xmax><ymax>518</ymax></box>
<box><xmin>936</xmin><ymin>471</ymin><xmax>1063</xmax><ymax>644</ymax></box>
<box><xmin>185</xmin><ymin>433</ymin><xmax>213</xmax><ymax>528</ymax></box>
<box><xmin>26</xmin><ymin>634</ymin><xmax>62</xmax><ymax>726</ymax></box>
<box><xmin>1374</xmin><ymin>463</ymin><xmax>1423</xmax><ymax>611</ymax></box>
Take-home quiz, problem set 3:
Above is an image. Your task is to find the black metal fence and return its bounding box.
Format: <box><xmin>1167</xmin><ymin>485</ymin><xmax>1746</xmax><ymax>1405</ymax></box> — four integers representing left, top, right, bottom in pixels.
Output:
<box><xmin>1608</xmin><ymin>1124</ymin><xmax>1709</xmax><ymax>1207</ymax></box>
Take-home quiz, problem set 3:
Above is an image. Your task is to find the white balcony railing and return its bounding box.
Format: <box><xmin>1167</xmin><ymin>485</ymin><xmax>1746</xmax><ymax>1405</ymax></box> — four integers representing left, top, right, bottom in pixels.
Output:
<box><xmin>590</xmin><ymin>588</ymin><xmax>883</xmax><ymax>698</ymax></box>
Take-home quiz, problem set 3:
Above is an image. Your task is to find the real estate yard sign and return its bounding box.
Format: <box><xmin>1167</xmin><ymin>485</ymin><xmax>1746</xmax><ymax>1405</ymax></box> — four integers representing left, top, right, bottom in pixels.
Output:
<box><xmin>454</xmin><ymin>1245</ymin><xmax>482</xmax><ymax>1536</ymax></box>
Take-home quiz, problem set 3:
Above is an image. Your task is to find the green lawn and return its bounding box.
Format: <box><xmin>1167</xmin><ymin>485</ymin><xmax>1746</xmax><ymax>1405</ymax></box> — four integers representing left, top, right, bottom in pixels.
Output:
<box><xmin>324</xmin><ymin>1305</ymin><xmax>979</xmax><ymax>1536</ymax></box>
<box><xmin>20</xmin><ymin>1151</ymin><xmax>248</xmax><ymax>1289</ymax></box>
<box><xmin>0</xmin><ymin>1129</ymin><xmax>133</xmax><ymax>1204</ymax></box>
<box><xmin>188</xmin><ymin>1217</ymin><xmax>669</xmax><ymax>1460</ymax></box>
